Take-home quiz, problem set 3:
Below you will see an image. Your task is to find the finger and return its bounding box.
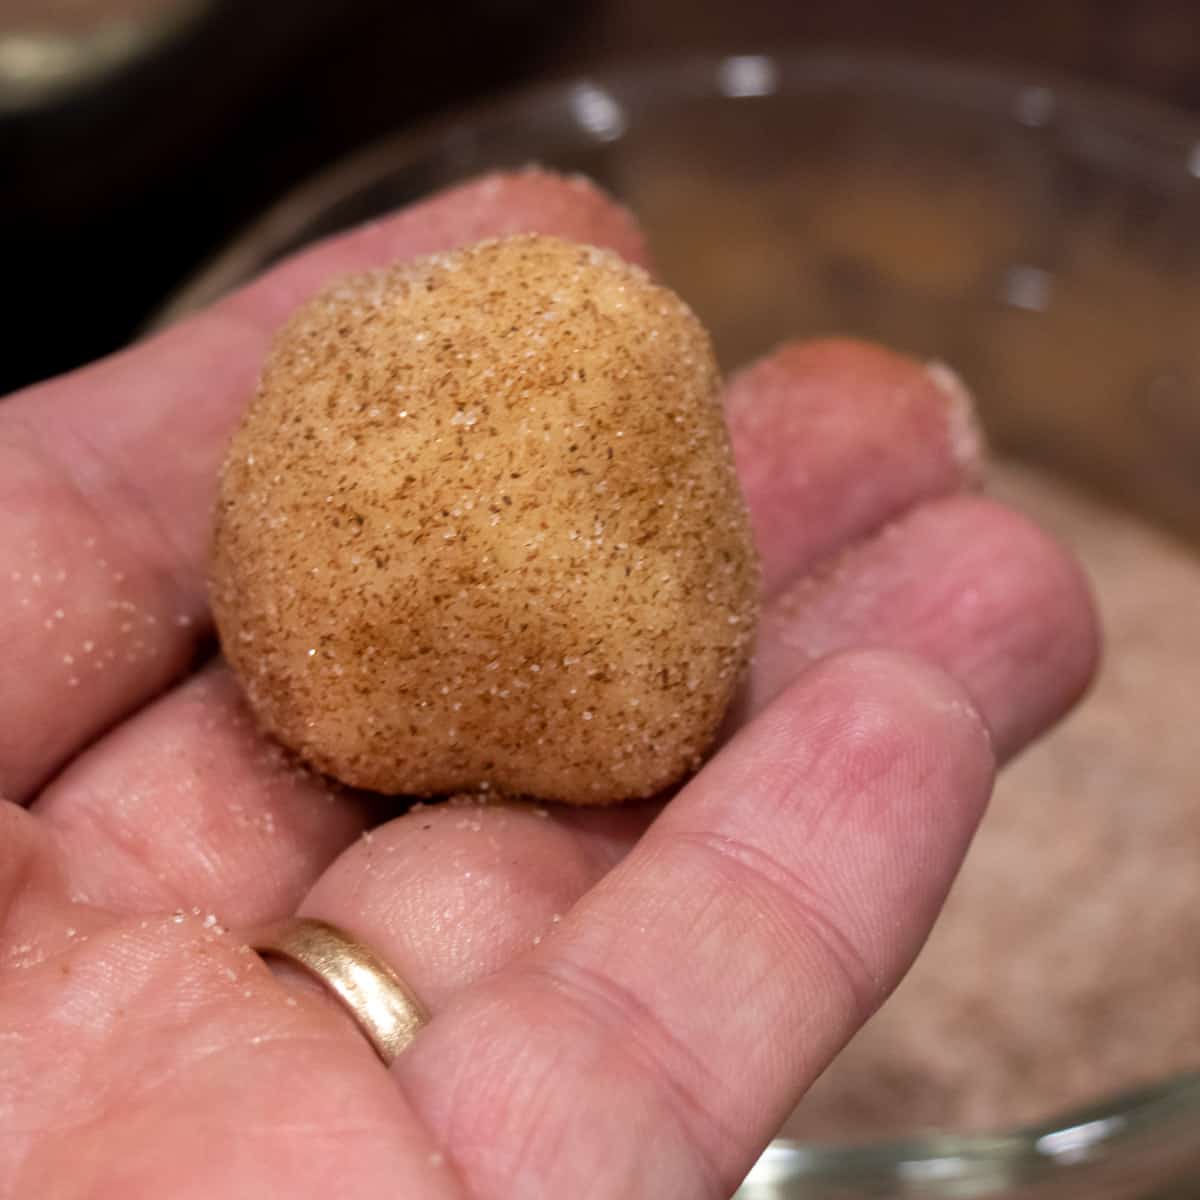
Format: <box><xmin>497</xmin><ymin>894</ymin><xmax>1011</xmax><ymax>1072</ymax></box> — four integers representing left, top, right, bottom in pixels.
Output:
<box><xmin>389</xmin><ymin>652</ymin><xmax>994</xmax><ymax>1200</ymax></box>
<box><xmin>744</xmin><ymin>493</ymin><xmax>1099</xmax><ymax>760</ymax></box>
<box><xmin>297</xmin><ymin>797</ymin><xmax>644</xmax><ymax>1010</ymax></box>
<box><xmin>727</xmin><ymin>342</ymin><xmax>982</xmax><ymax>596</ymax></box>
<box><xmin>0</xmin><ymin>169</ymin><xmax>649</xmax><ymax>801</ymax></box>
<box><xmin>223</xmin><ymin>169</ymin><xmax>650</xmax><ymax>333</ymax></box>
<box><xmin>33</xmin><ymin>666</ymin><xmax>371</xmax><ymax>927</ymax></box>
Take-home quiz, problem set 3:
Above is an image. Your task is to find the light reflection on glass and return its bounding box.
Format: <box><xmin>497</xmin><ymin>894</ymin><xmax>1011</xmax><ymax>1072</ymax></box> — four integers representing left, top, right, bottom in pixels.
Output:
<box><xmin>1003</xmin><ymin>264</ymin><xmax>1054</xmax><ymax>312</ymax></box>
<box><xmin>570</xmin><ymin>82</ymin><xmax>626</xmax><ymax>143</ymax></box>
<box><xmin>718</xmin><ymin>55</ymin><xmax>778</xmax><ymax>99</ymax></box>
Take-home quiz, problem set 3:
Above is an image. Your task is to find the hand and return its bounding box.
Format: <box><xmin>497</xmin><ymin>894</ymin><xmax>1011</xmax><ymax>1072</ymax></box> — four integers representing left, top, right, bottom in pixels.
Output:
<box><xmin>0</xmin><ymin>172</ymin><xmax>1096</xmax><ymax>1199</ymax></box>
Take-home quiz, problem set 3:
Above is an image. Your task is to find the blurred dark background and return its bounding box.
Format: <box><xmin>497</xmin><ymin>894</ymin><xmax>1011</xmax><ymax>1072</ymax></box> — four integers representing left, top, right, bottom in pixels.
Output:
<box><xmin>5</xmin><ymin>0</ymin><xmax>1200</xmax><ymax>395</ymax></box>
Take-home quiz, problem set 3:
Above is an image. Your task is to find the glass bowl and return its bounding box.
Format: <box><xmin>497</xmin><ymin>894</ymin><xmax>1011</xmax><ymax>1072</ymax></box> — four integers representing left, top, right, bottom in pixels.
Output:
<box><xmin>158</xmin><ymin>53</ymin><xmax>1200</xmax><ymax>1198</ymax></box>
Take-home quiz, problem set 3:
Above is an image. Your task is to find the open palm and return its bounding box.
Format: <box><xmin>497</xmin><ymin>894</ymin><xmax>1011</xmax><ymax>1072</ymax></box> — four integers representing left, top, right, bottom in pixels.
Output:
<box><xmin>0</xmin><ymin>172</ymin><xmax>1096</xmax><ymax>1199</ymax></box>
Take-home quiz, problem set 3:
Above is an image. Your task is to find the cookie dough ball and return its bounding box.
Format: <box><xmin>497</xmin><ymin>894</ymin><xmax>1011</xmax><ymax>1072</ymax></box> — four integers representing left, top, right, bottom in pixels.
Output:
<box><xmin>211</xmin><ymin>234</ymin><xmax>759</xmax><ymax>804</ymax></box>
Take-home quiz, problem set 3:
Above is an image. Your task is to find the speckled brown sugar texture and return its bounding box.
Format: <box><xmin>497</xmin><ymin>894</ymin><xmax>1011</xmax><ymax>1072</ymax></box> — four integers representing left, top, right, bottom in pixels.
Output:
<box><xmin>210</xmin><ymin>235</ymin><xmax>761</xmax><ymax>805</ymax></box>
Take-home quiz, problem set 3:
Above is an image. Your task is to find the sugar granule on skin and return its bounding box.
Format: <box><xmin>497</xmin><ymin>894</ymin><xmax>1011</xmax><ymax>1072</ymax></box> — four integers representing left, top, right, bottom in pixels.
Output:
<box><xmin>211</xmin><ymin>234</ymin><xmax>760</xmax><ymax>805</ymax></box>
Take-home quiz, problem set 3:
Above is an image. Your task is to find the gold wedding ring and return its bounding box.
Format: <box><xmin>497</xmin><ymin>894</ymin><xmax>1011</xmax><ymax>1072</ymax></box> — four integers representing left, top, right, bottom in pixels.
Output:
<box><xmin>250</xmin><ymin>918</ymin><xmax>429</xmax><ymax>1064</ymax></box>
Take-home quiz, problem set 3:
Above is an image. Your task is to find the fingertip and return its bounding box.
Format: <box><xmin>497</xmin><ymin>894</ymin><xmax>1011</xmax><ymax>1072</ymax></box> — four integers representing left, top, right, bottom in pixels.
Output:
<box><xmin>752</xmin><ymin>492</ymin><xmax>1101</xmax><ymax>763</ymax></box>
<box><xmin>355</xmin><ymin>168</ymin><xmax>652</xmax><ymax>272</ymax></box>
<box><xmin>925</xmin><ymin>359</ymin><xmax>987</xmax><ymax>484</ymax></box>
<box><xmin>959</xmin><ymin>495</ymin><xmax>1101</xmax><ymax>754</ymax></box>
<box><xmin>407</xmin><ymin>168</ymin><xmax>652</xmax><ymax>267</ymax></box>
<box><xmin>727</xmin><ymin>336</ymin><xmax>962</xmax><ymax>414</ymax></box>
<box><xmin>227</xmin><ymin>168</ymin><xmax>652</xmax><ymax>328</ymax></box>
<box><xmin>779</xmin><ymin>647</ymin><xmax>996</xmax><ymax>800</ymax></box>
<box><xmin>724</xmin><ymin>338</ymin><xmax>986</xmax><ymax>594</ymax></box>
<box><xmin>298</xmin><ymin>798</ymin><xmax>631</xmax><ymax>1007</ymax></box>
<box><xmin>689</xmin><ymin>646</ymin><xmax>997</xmax><ymax>847</ymax></box>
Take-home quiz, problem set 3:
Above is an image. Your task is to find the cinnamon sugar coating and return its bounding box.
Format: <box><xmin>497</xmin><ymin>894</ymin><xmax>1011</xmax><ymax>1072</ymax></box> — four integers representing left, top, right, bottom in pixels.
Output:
<box><xmin>211</xmin><ymin>235</ymin><xmax>759</xmax><ymax>804</ymax></box>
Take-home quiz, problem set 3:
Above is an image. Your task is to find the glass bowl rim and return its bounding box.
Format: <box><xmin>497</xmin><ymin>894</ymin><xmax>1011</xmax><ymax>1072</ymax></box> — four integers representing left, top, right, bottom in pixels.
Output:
<box><xmin>158</xmin><ymin>49</ymin><xmax>1200</xmax><ymax>1179</ymax></box>
<box><xmin>754</xmin><ymin>1072</ymin><xmax>1200</xmax><ymax>1184</ymax></box>
<box><xmin>156</xmin><ymin>47</ymin><xmax>1200</xmax><ymax>327</ymax></box>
